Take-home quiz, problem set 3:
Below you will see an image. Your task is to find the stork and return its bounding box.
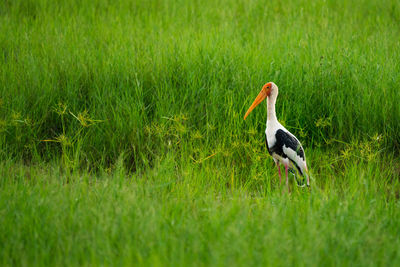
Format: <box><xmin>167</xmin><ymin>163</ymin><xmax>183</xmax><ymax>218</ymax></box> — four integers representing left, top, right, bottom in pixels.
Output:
<box><xmin>244</xmin><ymin>82</ymin><xmax>310</xmax><ymax>192</ymax></box>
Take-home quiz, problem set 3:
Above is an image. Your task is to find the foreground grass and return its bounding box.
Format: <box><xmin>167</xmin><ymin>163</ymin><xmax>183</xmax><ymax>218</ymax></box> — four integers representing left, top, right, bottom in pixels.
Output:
<box><xmin>1</xmin><ymin>153</ymin><xmax>400</xmax><ymax>266</ymax></box>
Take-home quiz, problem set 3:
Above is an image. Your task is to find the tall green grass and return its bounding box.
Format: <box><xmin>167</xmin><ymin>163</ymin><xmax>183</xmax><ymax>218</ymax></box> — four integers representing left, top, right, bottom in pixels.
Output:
<box><xmin>1</xmin><ymin>0</ymin><xmax>400</xmax><ymax>265</ymax></box>
<box><xmin>1</xmin><ymin>0</ymin><xmax>400</xmax><ymax>170</ymax></box>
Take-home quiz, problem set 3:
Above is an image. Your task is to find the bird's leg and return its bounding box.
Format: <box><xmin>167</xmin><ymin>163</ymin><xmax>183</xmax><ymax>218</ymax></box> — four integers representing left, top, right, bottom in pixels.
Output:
<box><xmin>275</xmin><ymin>161</ymin><xmax>282</xmax><ymax>185</ymax></box>
<box><xmin>285</xmin><ymin>164</ymin><xmax>290</xmax><ymax>193</ymax></box>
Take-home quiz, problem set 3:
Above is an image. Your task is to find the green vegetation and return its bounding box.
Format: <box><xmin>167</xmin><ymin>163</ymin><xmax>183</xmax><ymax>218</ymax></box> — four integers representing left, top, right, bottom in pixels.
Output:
<box><xmin>1</xmin><ymin>0</ymin><xmax>400</xmax><ymax>265</ymax></box>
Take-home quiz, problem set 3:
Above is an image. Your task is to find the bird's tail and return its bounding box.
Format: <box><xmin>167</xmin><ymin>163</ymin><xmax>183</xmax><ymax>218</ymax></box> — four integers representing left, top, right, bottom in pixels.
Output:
<box><xmin>289</xmin><ymin>167</ymin><xmax>311</xmax><ymax>187</ymax></box>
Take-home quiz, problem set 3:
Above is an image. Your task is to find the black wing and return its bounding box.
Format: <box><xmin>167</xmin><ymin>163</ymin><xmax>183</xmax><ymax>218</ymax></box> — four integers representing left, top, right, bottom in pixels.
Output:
<box><xmin>267</xmin><ymin>129</ymin><xmax>305</xmax><ymax>160</ymax></box>
<box><xmin>266</xmin><ymin>129</ymin><xmax>307</xmax><ymax>185</ymax></box>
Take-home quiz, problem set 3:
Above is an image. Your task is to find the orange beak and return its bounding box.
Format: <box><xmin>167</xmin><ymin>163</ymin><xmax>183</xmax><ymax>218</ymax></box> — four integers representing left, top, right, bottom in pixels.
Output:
<box><xmin>243</xmin><ymin>86</ymin><xmax>270</xmax><ymax>120</ymax></box>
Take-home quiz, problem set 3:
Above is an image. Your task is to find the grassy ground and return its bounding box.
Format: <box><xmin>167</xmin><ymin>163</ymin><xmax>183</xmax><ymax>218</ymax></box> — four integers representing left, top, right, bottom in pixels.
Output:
<box><xmin>1</xmin><ymin>0</ymin><xmax>400</xmax><ymax>266</ymax></box>
<box><xmin>1</xmin><ymin>157</ymin><xmax>400</xmax><ymax>266</ymax></box>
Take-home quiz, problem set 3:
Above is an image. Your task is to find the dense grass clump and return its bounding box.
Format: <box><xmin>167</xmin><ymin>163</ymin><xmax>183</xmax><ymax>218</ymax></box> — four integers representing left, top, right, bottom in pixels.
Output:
<box><xmin>1</xmin><ymin>0</ymin><xmax>400</xmax><ymax>169</ymax></box>
<box><xmin>1</xmin><ymin>0</ymin><xmax>400</xmax><ymax>266</ymax></box>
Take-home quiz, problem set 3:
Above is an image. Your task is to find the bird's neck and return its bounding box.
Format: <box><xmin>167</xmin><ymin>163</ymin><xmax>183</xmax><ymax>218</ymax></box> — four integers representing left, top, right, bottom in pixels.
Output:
<box><xmin>267</xmin><ymin>96</ymin><xmax>277</xmax><ymax>122</ymax></box>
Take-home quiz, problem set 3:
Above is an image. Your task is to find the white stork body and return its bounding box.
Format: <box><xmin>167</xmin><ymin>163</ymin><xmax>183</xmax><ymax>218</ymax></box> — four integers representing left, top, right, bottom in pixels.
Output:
<box><xmin>244</xmin><ymin>82</ymin><xmax>310</xmax><ymax>191</ymax></box>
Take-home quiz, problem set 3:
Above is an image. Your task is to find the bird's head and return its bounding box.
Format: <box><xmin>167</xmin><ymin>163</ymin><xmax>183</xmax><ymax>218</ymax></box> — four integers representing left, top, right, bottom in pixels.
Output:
<box><xmin>243</xmin><ymin>82</ymin><xmax>278</xmax><ymax>120</ymax></box>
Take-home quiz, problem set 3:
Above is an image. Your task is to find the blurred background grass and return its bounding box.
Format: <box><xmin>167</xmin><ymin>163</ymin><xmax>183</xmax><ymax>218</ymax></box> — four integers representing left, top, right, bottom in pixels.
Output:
<box><xmin>1</xmin><ymin>0</ymin><xmax>399</xmax><ymax>171</ymax></box>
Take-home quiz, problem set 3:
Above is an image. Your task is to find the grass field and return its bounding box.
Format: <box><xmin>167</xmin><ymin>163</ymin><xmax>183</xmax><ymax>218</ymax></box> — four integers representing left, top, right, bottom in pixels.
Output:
<box><xmin>1</xmin><ymin>0</ymin><xmax>400</xmax><ymax>266</ymax></box>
